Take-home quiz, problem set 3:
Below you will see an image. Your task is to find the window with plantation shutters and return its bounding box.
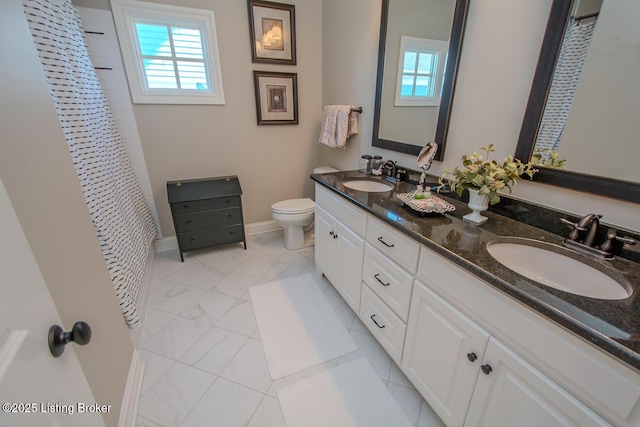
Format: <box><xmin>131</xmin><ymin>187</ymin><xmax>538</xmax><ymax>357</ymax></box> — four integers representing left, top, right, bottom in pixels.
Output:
<box><xmin>112</xmin><ymin>0</ymin><xmax>225</xmax><ymax>104</ymax></box>
<box><xmin>394</xmin><ymin>36</ymin><xmax>448</xmax><ymax>107</ymax></box>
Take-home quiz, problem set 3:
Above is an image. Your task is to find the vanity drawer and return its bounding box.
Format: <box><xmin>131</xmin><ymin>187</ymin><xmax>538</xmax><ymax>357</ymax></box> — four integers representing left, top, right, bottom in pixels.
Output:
<box><xmin>171</xmin><ymin>196</ymin><xmax>240</xmax><ymax>214</ymax></box>
<box><xmin>177</xmin><ymin>224</ymin><xmax>244</xmax><ymax>251</ymax></box>
<box><xmin>174</xmin><ymin>207</ymin><xmax>242</xmax><ymax>232</ymax></box>
<box><xmin>315</xmin><ymin>184</ymin><xmax>367</xmax><ymax>237</ymax></box>
<box><xmin>360</xmin><ymin>284</ymin><xmax>407</xmax><ymax>365</ymax></box>
<box><xmin>363</xmin><ymin>244</ymin><xmax>414</xmax><ymax>322</ymax></box>
<box><xmin>366</xmin><ymin>216</ymin><xmax>420</xmax><ymax>274</ymax></box>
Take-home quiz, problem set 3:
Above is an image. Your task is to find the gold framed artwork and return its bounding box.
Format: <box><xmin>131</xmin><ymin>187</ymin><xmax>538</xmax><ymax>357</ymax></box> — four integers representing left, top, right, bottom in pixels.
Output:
<box><xmin>247</xmin><ymin>0</ymin><xmax>296</xmax><ymax>65</ymax></box>
<box><xmin>253</xmin><ymin>71</ymin><xmax>298</xmax><ymax>125</ymax></box>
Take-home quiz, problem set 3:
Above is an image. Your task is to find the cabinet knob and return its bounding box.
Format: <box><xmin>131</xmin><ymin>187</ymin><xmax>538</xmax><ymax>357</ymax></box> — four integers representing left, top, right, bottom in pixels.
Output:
<box><xmin>481</xmin><ymin>364</ymin><xmax>493</xmax><ymax>375</ymax></box>
<box><xmin>190</xmin><ymin>238</ymin><xmax>195</xmax><ymax>243</ymax></box>
<box><xmin>187</xmin><ymin>220</ymin><xmax>192</xmax><ymax>224</ymax></box>
<box><xmin>329</xmin><ymin>231</ymin><xmax>334</xmax><ymax>237</ymax></box>
<box><xmin>228</xmin><ymin>214</ymin><xmax>233</xmax><ymax>219</ymax></box>
<box><xmin>467</xmin><ymin>352</ymin><xmax>478</xmax><ymax>362</ymax></box>
<box><xmin>226</xmin><ymin>199</ymin><xmax>231</xmax><ymax>204</ymax></box>
<box><xmin>183</xmin><ymin>205</ymin><xmax>190</xmax><ymax>210</ymax></box>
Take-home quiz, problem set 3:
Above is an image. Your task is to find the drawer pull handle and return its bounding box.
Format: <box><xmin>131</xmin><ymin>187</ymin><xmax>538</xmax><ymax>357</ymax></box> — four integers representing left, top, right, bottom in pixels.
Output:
<box><xmin>377</xmin><ymin>237</ymin><xmax>394</xmax><ymax>248</ymax></box>
<box><xmin>190</xmin><ymin>238</ymin><xmax>195</xmax><ymax>243</ymax></box>
<box><xmin>187</xmin><ymin>220</ymin><xmax>192</xmax><ymax>225</ymax></box>
<box><xmin>370</xmin><ymin>314</ymin><xmax>385</xmax><ymax>329</ymax></box>
<box><xmin>228</xmin><ymin>214</ymin><xmax>233</xmax><ymax>219</ymax></box>
<box><xmin>467</xmin><ymin>352</ymin><xmax>478</xmax><ymax>363</ymax></box>
<box><xmin>229</xmin><ymin>231</ymin><xmax>234</xmax><ymax>235</ymax></box>
<box><xmin>183</xmin><ymin>205</ymin><xmax>190</xmax><ymax>210</ymax></box>
<box><xmin>226</xmin><ymin>199</ymin><xmax>231</xmax><ymax>204</ymax></box>
<box><xmin>374</xmin><ymin>274</ymin><xmax>390</xmax><ymax>287</ymax></box>
<box><xmin>481</xmin><ymin>364</ymin><xmax>493</xmax><ymax>375</ymax></box>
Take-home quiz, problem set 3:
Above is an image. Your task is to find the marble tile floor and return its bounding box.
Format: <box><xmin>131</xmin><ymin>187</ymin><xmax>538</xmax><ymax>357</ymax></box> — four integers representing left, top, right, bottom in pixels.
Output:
<box><xmin>137</xmin><ymin>230</ymin><xmax>444</xmax><ymax>427</ymax></box>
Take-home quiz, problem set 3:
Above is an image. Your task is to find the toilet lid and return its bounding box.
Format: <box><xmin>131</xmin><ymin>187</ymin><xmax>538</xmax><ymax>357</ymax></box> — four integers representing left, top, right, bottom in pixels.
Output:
<box><xmin>272</xmin><ymin>198</ymin><xmax>315</xmax><ymax>214</ymax></box>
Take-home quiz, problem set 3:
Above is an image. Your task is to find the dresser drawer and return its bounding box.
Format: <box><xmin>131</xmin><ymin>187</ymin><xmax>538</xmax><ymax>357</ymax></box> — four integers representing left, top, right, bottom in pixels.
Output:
<box><xmin>363</xmin><ymin>244</ymin><xmax>414</xmax><ymax>322</ymax></box>
<box><xmin>171</xmin><ymin>196</ymin><xmax>240</xmax><ymax>214</ymax></box>
<box><xmin>178</xmin><ymin>224</ymin><xmax>244</xmax><ymax>251</ymax></box>
<box><xmin>366</xmin><ymin>216</ymin><xmax>420</xmax><ymax>274</ymax></box>
<box><xmin>174</xmin><ymin>207</ymin><xmax>242</xmax><ymax>232</ymax></box>
<box><xmin>360</xmin><ymin>284</ymin><xmax>407</xmax><ymax>365</ymax></box>
<box><xmin>315</xmin><ymin>184</ymin><xmax>367</xmax><ymax>237</ymax></box>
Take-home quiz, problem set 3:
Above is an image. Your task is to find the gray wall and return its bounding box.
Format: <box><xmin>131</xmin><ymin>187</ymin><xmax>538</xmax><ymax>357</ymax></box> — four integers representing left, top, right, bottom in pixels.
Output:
<box><xmin>322</xmin><ymin>0</ymin><xmax>639</xmax><ymax>233</ymax></box>
<box><xmin>0</xmin><ymin>2</ymin><xmax>133</xmax><ymax>425</ymax></box>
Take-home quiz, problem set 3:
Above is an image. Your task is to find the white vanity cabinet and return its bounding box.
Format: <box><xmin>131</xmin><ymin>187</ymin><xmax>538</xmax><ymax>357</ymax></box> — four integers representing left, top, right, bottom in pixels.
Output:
<box><xmin>313</xmin><ymin>182</ymin><xmax>640</xmax><ymax>427</ymax></box>
<box><xmin>315</xmin><ymin>185</ymin><xmax>367</xmax><ymax>312</ymax></box>
<box><xmin>465</xmin><ymin>337</ymin><xmax>609</xmax><ymax>427</ymax></box>
<box><xmin>402</xmin><ymin>280</ymin><xmax>490</xmax><ymax>427</ymax></box>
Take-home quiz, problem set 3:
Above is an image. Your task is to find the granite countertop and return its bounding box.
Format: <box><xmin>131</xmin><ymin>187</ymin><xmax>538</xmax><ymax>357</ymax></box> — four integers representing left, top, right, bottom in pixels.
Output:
<box><xmin>311</xmin><ymin>170</ymin><xmax>640</xmax><ymax>372</ymax></box>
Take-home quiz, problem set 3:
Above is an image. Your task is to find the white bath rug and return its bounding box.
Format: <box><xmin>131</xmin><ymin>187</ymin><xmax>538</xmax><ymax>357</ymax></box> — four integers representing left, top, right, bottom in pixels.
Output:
<box><xmin>249</xmin><ymin>274</ymin><xmax>357</xmax><ymax>380</ymax></box>
<box><xmin>278</xmin><ymin>357</ymin><xmax>413</xmax><ymax>427</ymax></box>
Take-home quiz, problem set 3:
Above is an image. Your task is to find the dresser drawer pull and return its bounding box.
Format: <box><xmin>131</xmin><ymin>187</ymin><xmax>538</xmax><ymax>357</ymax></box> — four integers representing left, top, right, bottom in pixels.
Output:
<box><xmin>377</xmin><ymin>236</ymin><xmax>394</xmax><ymax>248</ymax></box>
<box><xmin>228</xmin><ymin>214</ymin><xmax>233</xmax><ymax>219</ymax></box>
<box><xmin>370</xmin><ymin>314</ymin><xmax>385</xmax><ymax>329</ymax></box>
<box><xmin>374</xmin><ymin>273</ymin><xmax>390</xmax><ymax>287</ymax></box>
<box><xmin>187</xmin><ymin>220</ymin><xmax>192</xmax><ymax>225</ymax></box>
<box><xmin>183</xmin><ymin>205</ymin><xmax>190</xmax><ymax>210</ymax></box>
<box><xmin>226</xmin><ymin>199</ymin><xmax>231</xmax><ymax>204</ymax></box>
<box><xmin>190</xmin><ymin>238</ymin><xmax>195</xmax><ymax>243</ymax></box>
<box><xmin>229</xmin><ymin>231</ymin><xmax>234</xmax><ymax>235</ymax></box>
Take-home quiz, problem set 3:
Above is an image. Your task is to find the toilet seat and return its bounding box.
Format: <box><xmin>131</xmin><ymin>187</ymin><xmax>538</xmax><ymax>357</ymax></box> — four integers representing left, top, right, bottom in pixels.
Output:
<box><xmin>271</xmin><ymin>198</ymin><xmax>315</xmax><ymax>214</ymax></box>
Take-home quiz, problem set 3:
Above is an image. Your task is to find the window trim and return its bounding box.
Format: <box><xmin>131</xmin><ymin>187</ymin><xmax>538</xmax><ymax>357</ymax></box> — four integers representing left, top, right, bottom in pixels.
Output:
<box><xmin>394</xmin><ymin>36</ymin><xmax>448</xmax><ymax>107</ymax></box>
<box><xmin>111</xmin><ymin>0</ymin><xmax>225</xmax><ymax>105</ymax></box>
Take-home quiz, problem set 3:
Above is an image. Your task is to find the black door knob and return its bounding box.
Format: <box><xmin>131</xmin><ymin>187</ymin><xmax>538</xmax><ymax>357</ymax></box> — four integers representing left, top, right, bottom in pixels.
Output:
<box><xmin>481</xmin><ymin>364</ymin><xmax>493</xmax><ymax>375</ymax></box>
<box><xmin>467</xmin><ymin>352</ymin><xmax>478</xmax><ymax>362</ymax></box>
<box><xmin>48</xmin><ymin>321</ymin><xmax>92</xmax><ymax>358</ymax></box>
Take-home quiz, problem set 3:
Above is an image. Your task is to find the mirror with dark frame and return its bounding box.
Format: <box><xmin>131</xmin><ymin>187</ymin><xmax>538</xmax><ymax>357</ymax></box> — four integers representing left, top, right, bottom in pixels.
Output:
<box><xmin>372</xmin><ymin>0</ymin><xmax>470</xmax><ymax>161</ymax></box>
<box><xmin>516</xmin><ymin>0</ymin><xmax>640</xmax><ymax>204</ymax></box>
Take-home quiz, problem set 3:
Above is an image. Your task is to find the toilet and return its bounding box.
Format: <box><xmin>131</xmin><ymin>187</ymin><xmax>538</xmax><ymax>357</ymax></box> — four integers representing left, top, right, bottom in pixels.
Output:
<box><xmin>271</xmin><ymin>166</ymin><xmax>339</xmax><ymax>250</ymax></box>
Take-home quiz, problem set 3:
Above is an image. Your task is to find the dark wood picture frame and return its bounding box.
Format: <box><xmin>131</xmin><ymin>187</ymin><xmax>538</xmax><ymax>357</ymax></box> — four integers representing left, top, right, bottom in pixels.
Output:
<box><xmin>253</xmin><ymin>71</ymin><xmax>298</xmax><ymax>125</ymax></box>
<box><xmin>247</xmin><ymin>0</ymin><xmax>296</xmax><ymax>65</ymax></box>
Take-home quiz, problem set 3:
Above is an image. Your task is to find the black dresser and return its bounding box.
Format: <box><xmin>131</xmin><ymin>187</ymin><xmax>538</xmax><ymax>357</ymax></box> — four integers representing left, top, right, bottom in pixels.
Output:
<box><xmin>167</xmin><ymin>176</ymin><xmax>246</xmax><ymax>261</ymax></box>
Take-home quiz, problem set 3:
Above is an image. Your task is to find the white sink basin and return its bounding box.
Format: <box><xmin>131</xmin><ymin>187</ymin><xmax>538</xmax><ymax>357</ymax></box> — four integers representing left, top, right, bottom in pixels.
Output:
<box><xmin>342</xmin><ymin>179</ymin><xmax>394</xmax><ymax>192</ymax></box>
<box><xmin>486</xmin><ymin>237</ymin><xmax>632</xmax><ymax>300</ymax></box>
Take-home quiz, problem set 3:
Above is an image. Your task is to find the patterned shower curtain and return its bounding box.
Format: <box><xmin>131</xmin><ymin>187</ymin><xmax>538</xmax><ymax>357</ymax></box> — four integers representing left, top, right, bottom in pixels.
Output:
<box><xmin>23</xmin><ymin>0</ymin><xmax>158</xmax><ymax>328</ymax></box>
<box><xmin>535</xmin><ymin>18</ymin><xmax>597</xmax><ymax>152</ymax></box>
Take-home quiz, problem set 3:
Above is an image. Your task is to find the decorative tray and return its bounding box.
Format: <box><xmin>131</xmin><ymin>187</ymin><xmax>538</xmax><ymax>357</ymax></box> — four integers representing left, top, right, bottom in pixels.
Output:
<box><xmin>396</xmin><ymin>191</ymin><xmax>456</xmax><ymax>214</ymax></box>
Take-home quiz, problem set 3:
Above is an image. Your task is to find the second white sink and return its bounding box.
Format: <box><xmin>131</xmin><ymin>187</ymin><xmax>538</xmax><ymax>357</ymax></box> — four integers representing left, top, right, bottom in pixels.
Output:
<box><xmin>486</xmin><ymin>237</ymin><xmax>632</xmax><ymax>300</ymax></box>
<box><xmin>342</xmin><ymin>179</ymin><xmax>394</xmax><ymax>192</ymax></box>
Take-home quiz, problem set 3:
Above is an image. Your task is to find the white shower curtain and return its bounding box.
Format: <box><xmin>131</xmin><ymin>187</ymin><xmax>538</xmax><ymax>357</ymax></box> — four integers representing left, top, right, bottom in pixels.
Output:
<box><xmin>536</xmin><ymin>18</ymin><xmax>597</xmax><ymax>152</ymax></box>
<box><xmin>23</xmin><ymin>0</ymin><xmax>158</xmax><ymax>328</ymax></box>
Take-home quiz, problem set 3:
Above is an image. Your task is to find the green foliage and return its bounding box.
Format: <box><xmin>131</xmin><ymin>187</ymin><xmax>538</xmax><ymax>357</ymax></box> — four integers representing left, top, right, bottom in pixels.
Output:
<box><xmin>531</xmin><ymin>148</ymin><xmax>567</xmax><ymax>170</ymax></box>
<box><xmin>438</xmin><ymin>144</ymin><xmax>538</xmax><ymax>205</ymax></box>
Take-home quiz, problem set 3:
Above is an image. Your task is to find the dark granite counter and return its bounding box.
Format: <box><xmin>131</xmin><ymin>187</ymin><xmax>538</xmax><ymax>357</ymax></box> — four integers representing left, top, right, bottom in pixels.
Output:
<box><xmin>311</xmin><ymin>170</ymin><xmax>640</xmax><ymax>372</ymax></box>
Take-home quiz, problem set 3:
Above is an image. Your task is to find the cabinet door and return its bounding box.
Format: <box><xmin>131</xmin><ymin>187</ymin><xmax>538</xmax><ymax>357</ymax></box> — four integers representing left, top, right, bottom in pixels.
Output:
<box><xmin>315</xmin><ymin>207</ymin><xmax>334</xmax><ymax>279</ymax></box>
<box><xmin>402</xmin><ymin>280</ymin><xmax>490</xmax><ymax>427</ymax></box>
<box><xmin>465</xmin><ymin>337</ymin><xmax>609</xmax><ymax>427</ymax></box>
<box><xmin>332</xmin><ymin>219</ymin><xmax>365</xmax><ymax>313</ymax></box>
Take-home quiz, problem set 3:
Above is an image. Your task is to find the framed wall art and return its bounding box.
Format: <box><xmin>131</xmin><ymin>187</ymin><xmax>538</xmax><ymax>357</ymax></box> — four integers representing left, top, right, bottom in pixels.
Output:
<box><xmin>253</xmin><ymin>71</ymin><xmax>298</xmax><ymax>125</ymax></box>
<box><xmin>247</xmin><ymin>0</ymin><xmax>296</xmax><ymax>65</ymax></box>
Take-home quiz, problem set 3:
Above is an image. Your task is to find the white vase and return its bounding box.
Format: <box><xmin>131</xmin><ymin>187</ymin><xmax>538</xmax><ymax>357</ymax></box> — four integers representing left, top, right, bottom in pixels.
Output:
<box><xmin>463</xmin><ymin>188</ymin><xmax>489</xmax><ymax>224</ymax></box>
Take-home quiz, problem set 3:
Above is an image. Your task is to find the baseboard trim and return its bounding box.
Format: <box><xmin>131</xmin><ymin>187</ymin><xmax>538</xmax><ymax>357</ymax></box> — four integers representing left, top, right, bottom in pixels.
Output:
<box><xmin>118</xmin><ymin>349</ymin><xmax>145</xmax><ymax>427</ymax></box>
<box><xmin>154</xmin><ymin>221</ymin><xmax>283</xmax><ymax>253</ymax></box>
<box><xmin>245</xmin><ymin>220</ymin><xmax>282</xmax><ymax>236</ymax></box>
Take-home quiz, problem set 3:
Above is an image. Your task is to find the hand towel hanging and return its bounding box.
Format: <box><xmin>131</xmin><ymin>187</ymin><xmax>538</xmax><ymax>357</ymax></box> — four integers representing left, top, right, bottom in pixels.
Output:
<box><xmin>319</xmin><ymin>105</ymin><xmax>360</xmax><ymax>149</ymax></box>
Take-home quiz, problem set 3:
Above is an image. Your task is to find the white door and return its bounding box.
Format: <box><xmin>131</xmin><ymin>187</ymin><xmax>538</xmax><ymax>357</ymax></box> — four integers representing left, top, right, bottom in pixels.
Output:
<box><xmin>0</xmin><ymin>178</ymin><xmax>104</xmax><ymax>427</ymax></box>
<box><xmin>464</xmin><ymin>337</ymin><xmax>609</xmax><ymax>427</ymax></box>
